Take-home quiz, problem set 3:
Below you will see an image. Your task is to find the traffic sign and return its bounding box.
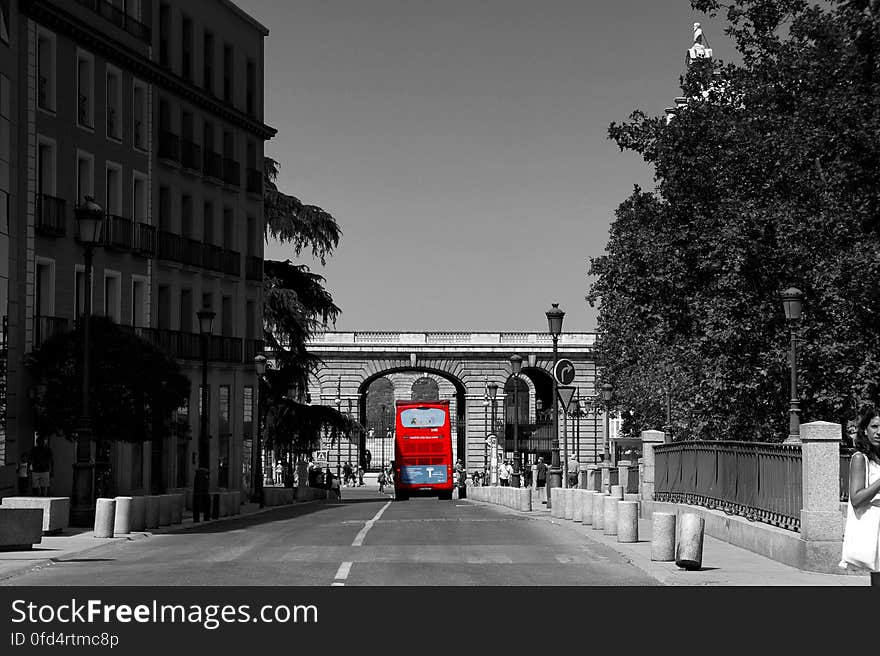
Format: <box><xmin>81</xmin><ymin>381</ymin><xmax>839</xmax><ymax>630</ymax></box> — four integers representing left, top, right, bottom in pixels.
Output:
<box><xmin>554</xmin><ymin>359</ymin><xmax>576</xmax><ymax>385</ymax></box>
<box><xmin>557</xmin><ymin>386</ymin><xmax>576</xmax><ymax>412</ymax></box>
<box><xmin>315</xmin><ymin>450</ymin><xmax>328</xmax><ymax>467</ymax></box>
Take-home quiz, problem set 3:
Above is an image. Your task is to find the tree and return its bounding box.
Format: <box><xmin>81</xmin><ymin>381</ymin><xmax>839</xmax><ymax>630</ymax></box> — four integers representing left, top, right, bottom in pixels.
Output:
<box><xmin>25</xmin><ymin>316</ymin><xmax>190</xmax><ymax>443</ymax></box>
<box><xmin>260</xmin><ymin>156</ymin><xmax>347</xmax><ymax>454</ymax></box>
<box><xmin>590</xmin><ymin>0</ymin><xmax>880</xmax><ymax>441</ymax></box>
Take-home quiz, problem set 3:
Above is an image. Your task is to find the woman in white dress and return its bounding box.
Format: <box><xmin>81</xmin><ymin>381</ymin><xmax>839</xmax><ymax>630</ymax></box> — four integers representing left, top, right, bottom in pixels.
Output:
<box><xmin>841</xmin><ymin>407</ymin><xmax>880</xmax><ymax>585</ymax></box>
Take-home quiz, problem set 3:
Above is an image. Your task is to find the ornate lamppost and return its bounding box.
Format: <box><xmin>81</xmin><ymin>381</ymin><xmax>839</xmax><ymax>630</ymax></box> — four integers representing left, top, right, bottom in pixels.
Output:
<box><xmin>487</xmin><ymin>381</ymin><xmax>498</xmax><ymax>484</ymax></box>
<box><xmin>601</xmin><ymin>383</ymin><xmax>614</xmax><ymax>464</ymax></box>
<box><xmin>509</xmin><ymin>354</ymin><xmax>523</xmax><ymax>488</ymax></box>
<box><xmin>546</xmin><ymin>303</ymin><xmax>565</xmax><ymax>503</ymax></box>
<box><xmin>253</xmin><ymin>354</ymin><xmax>267</xmax><ymax>508</ymax></box>
<box><xmin>781</xmin><ymin>287</ymin><xmax>803</xmax><ymax>443</ymax></box>
<box><xmin>70</xmin><ymin>197</ymin><xmax>104</xmax><ymax>526</ymax></box>
<box><xmin>193</xmin><ymin>308</ymin><xmax>215</xmax><ymax>522</ymax></box>
<box><xmin>663</xmin><ymin>361</ymin><xmax>672</xmax><ymax>438</ymax></box>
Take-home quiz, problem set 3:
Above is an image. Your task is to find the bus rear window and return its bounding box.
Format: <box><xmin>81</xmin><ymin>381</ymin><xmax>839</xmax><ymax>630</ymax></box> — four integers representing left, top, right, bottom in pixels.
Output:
<box><xmin>400</xmin><ymin>408</ymin><xmax>446</xmax><ymax>428</ymax></box>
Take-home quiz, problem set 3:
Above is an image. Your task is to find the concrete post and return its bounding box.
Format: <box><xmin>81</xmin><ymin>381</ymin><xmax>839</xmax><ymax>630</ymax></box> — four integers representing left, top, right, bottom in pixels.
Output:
<box><xmin>145</xmin><ymin>495</ymin><xmax>160</xmax><ymax>529</ymax></box>
<box><xmin>652</xmin><ymin>512</ymin><xmax>676</xmax><ymax>561</ymax></box>
<box><xmin>113</xmin><ymin>496</ymin><xmax>132</xmax><ymax>535</ymax></box>
<box><xmin>158</xmin><ymin>495</ymin><xmax>172</xmax><ymax>526</ymax></box>
<box><xmin>571</xmin><ymin>489</ymin><xmax>584</xmax><ymax>522</ymax></box>
<box><xmin>603</xmin><ymin>495</ymin><xmax>619</xmax><ymax>536</ymax></box>
<box><xmin>800</xmin><ymin>421</ymin><xmax>846</xmax><ymax>572</ymax></box>
<box><xmin>592</xmin><ymin>492</ymin><xmax>608</xmax><ymax>530</ymax></box>
<box><xmin>521</xmin><ymin>487</ymin><xmax>532</xmax><ymax>512</ymax></box>
<box><xmin>617</xmin><ymin>501</ymin><xmax>639</xmax><ymax>542</ymax></box>
<box><xmin>586</xmin><ymin>465</ymin><xmax>599</xmax><ymax>491</ymax></box>
<box><xmin>94</xmin><ymin>498</ymin><xmax>116</xmax><ymax>538</ymax></box>
<box><xmin>617</xmin><ymin>461</ymin><xmax>631</xmax><ymax>494</ymax></box>
<box><xmin>600</xmin><ymin>463</ymin><xmax>612</xmax><ymax>493</ymax></box>
<box><xmin>130</xmin><ymin>496</ymin><xmax>146</xmax><ymax>532</ymax></box>
<box><xmin>564</xmin><ymin>488</ymin><xmax>575</xmax><ymax>520</ymax></box>
<box><xmin>640</xmin><ymin>430</ymin><xmax>666</xmax><ymax>503</ymax></box>
<box><xmin>675</xmin><ymin>512</ymin><xmax>705</xmax><ymax>570</ymax></box>
<box><xmin>581</xmin><ymin>490</ymin><xmax>596</xmax><ymax>525</ymax></box>
<box><xmin>578</xmin><ymin>468</ymin><xmax>589</xmax><ymax>489</ymax></box>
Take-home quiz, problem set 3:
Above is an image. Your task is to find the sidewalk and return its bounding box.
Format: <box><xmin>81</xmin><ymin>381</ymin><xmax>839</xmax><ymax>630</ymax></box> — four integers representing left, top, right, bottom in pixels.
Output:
<box><xmin>480</xmin><ymin>498</ymin><xmax>868</xmax><ymax>586</ymax></box>
<box><xmin>0</xmin><ymin>498</ymin><xmax>311</xmax><ymax>583</ymax></box>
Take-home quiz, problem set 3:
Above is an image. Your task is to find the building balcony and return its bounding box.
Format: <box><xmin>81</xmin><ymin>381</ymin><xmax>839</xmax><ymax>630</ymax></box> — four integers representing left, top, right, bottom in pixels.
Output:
<box><xmin>243</xmin><ymin>338</ymin><xmax>264</xmax><ymax>363</ymax></box>
<box><xmin>133</xmin><ymin>222</ymin><xmax>156</xmax><ymax>256</ymax></box>
<box><xmin>34</xmin><ymin>316</ymin><xmax>70</xmax><ymax>349</ymax></box>
<box><xmin>221</xmin><ymin>249</ymin><xmax>241</xmax><ymax>277</ymax></box>
<box><xmin>245</xmin><ymin>255</ymin><xmax>263</xmax><ymax>281</ymax></box>
<box><xmin>100</xmin><ymin>214</ymin><xmax>133</xmax><ymax>250</ymax></box>
<box><xmin>181</xmin><ymin>139</ymin><xmax>201</xmax><ymax>172</ymax></box>
<box><xmin>222</xmin><ymin>158</ymin><xmax>240</xmax><ymax>187</ymax></box>
<box><xmin>184</xmin><ymin>238</ymin><xmax>204</xmax><ymax>268</ymax></box>
<box><xmin>35</xmin><ymin>194</ymin><xmax>66</xmax><ymax>237</ymax></box>
<box><xmin>203</xmin><ymin>150</ymin><xmax>222</xmax><ymax>180</ymax></box>
<box><xmin>210</xmin><ymin>335</ymin><xmax>243</xmax><ymax>363</ymax></box>
<box><xmin>157</xmin><ymin>230</ymin><xmax>186</xmax><ymax>263</ymax></box>
<box><xmin>158</xmin><ymin>130</ymin><xmax>180</xmax><ymax>163</ymax></box>
<box><xmin>203</xmin><ymin>243</ymin><xmax>224</xmax><ymax>272</ymax></box>
<box><xmin>246</xmin><ymin>168</ymin><xmax>262</xmax><ymax>194</ymax></box>
<box><xmin>74</xmin><ymin>0</ymin><xmax>152</xmax><ymax>44</ymax></box>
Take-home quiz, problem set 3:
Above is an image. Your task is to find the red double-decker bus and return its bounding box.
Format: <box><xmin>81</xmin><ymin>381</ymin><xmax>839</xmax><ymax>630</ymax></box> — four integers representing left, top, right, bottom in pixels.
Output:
<box><xmin>393</xmin><ymin>400</ymin><xmax>454</xmax><ymax>501</ymax></box>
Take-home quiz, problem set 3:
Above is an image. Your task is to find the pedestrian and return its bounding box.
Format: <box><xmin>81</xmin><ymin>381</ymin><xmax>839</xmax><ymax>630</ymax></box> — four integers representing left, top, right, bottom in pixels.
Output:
<box><xmin>364</xmin><ymin>449</ymin><xmax>372</xmax><ymax>471</ymax></box>
<box><xmin>29</xmin><ymin>434</ymin><xmax>54</xmax><ymax>497</ymax></box>
<box><xmin>840</xmin><ymin>406</ymin><xmax>880</xmax><ymax>585</ymax></box>
<box><xmin>454</xmin><ymin>459</ymin><xmax>467</xmax><ymax>499</ymax></box>
<box><xmin>274</xmin><ymin>461</ymin><xmax>283</xmax><ymax>486</ymax></box>
<box><xmin>567</xmin><ymin>454</ymin><xmax>580</xmax><ymax>488</ymax></box>
<box><xmin>357</xmin><ymin>465</ymin><xmax>365</xmax><ymax>487</ymax></box>
<box><xmin>17</xmin><ymin>452</ymin><xmax>30</xmax><ymax>495</ymax></box>
<box><xmin>498</xmin><ymin>460</ymin><xmax>511</xmax><ymax>486</ymax></box>
<box><xmin>536</xmin><ymin>456</ymin><xmax>548</xmax><ymax>504</ymax></box>
<box><xmin>342</xmin><ymin>461</ymin><xmax>353</xmax><ymax>486</ymax></box>
<box><xmin>378</xmin><ymin>470</ymin><xmax>387</xmax><ymax>494</ymax></box>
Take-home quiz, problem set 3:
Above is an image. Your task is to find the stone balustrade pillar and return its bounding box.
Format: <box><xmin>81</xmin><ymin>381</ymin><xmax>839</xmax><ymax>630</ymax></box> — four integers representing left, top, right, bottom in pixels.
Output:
<box><xmin>800</xmin><ymin>421</ymin><xmax>846</xmax><ymax>572</ymax></box>
<box><xmin>640</xmin><ymin>430</ymin><xmax>666</xmax><ymax>504</ymax></box>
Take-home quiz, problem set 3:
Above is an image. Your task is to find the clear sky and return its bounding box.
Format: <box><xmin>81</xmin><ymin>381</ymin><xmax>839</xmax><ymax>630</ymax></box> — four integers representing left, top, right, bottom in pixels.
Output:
<box><xmin>235</xmin><ymin>0</ymin><xmax>733</xmax><ymax>333</ymax></box>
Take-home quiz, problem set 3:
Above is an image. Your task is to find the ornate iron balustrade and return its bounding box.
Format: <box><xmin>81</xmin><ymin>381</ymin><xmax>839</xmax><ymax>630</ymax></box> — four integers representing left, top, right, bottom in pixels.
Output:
<box><xmin>245</xmin><ymin>255</ymin><xmax>263</xmax><ymax>281</ymax></box>
<box><xmin>133</xmin><ymin>223</ymin><xmax>156</xmax><ymax>256</ymax></box>
<box><xmin>35</xmin><ymin>194</ymin><xmax>66</xmax><ymax>236</ymax></box>
<box><xmin>203</xmin><ymin>150</ymin><xmax>222</xmax><ymax>179</ymax></box>
<box><xmin>158</xmin><ymin>130</ymin><xmax>180</xmax><ymax>162</ymax></box>
<box><xmin>221</xmin><ymin>249</ymin><xmax>241</xmax><ymax>276</ymax></box>
<box><xmin>246</xmin><ymin>168</ymin><xmax>262</xmax><ymax>194</ymax></box>
<box><xmin>210</xmin><ymin>335</ymin><xmax>243</xmax><ymax>363</ymax></box>
<box><xmin>181</xmin><ymin>139</ymin><xmax>202</xmax><ymax>171</ymax></box>
<box><xmin>33</xmin><ymin>316</ymin><xmax>70</xmax><ymax>349</ymax></box>
<box><xmin>130</xmin><ymin>327</ymin><xmax>201</xmax><ymax>360</ymax></box>
<box><xmin>243</xmin><ymin>339</ymin><xmax>265</xmax><ymax>362</ymax></box>
<box><xmin>654</xmin><ymin>441</ymin><xmax>802</xmax><ymax>532</ymax></box>
<box><xmin>184</xmin><ymin>238</ymin><xmax>204</xmax><ymax>268</ymax></box>
<box><xmin>101</xmin><ymin>214</ymin><xmax>133</xmax><ymax>250</ymax></box>
<box><xmin>222</xmin><ymin>158</ymin><xmax>240</xmax><ymax>187</ymax></box>
<box><xmin>157</xmin><ymin>230</ymin><xmax>186</xmax><ymax>263</ymax></box>
<box><xmin>203</xmin><ymin>244</ymin><xmax>224</xmax><ymax>272</ymax></box>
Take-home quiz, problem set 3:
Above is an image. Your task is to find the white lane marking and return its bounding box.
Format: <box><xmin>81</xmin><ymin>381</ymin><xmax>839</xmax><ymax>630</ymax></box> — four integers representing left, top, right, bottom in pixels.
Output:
<box><xmin>334</xmin><ymin>561</ymin><xmax>352</xmax><ymax>580</ymax></box>
<box><xmin>352</xmin><ymin>501</ymin><xmax>392</xmax><ymax>547</ymax></box>
<box><xmin>331</xmin><ymin>582</ymin><xmax>345</xmax><ymax>586</ymax></box>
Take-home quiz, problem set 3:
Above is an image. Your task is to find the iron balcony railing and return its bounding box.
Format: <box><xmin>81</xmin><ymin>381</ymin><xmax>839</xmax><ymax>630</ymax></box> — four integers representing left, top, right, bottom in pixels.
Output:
<box><xmin>33</xmin><ymin>316</ymin><xmax>70</xmax><ymax>349</ymax></box>
<box><xmin>181</xmin><ymin>139</ymin><xmax>201</xmax><ymax>171</ymax></box>
<box><xmin>245</xmin><ymin>255</ymin><xmax>263</xmax><ymax>281</ymax></box>
<box><xmin>158</xmin><ymin>130</ymin><xmax>180</xmax><ymax>163</ymax></box>
<box><xmin>133</xmin><ymin>222</ymin><xmax>156</xmax><ymax>256</ymax></box>
<box><xmin>74</xmin><ymin>0</ymin><xmax>152</xmax><ymax>44</ymax></box>
<box><xmin>654</xmin><ymin>441</ymin><xmax>802</xmax><ymax>532</ymax></box>
<box><xmin>246</xmin><ymin>168</ymin><xmax>262</xmax><ymax>194</ymax></box>
<box><xmin>157</xmin><ymin>230</ymin><xmax>186</xmax><ymax>263</ymax></box>
<box><xmin>243</xmin><ymin>339</ymin><xmax>265</xmax><ymax>363</ymax></box>
<box><xmin>202</xmin><ymin>244</ymin><xmax>224</xmax><ymax>272</ymax></box>
<box><xmin>184</xmin><ymin>238</ymin><xmax>204</xmax><ymax>268</ymax></box>
<box><xmin>222</xmin><ymin>158</ymin><xmax>240</xmax><ymax>187</ymax></box>
<box><xmin>35</xmin><ymin>194</ymin><xmax>66</xmax><ymax>236</ymax></box>
<box><xmin>210</xmin><ymin>335</ymin><xmax>242</xmax><ymax>363</ymax></box>
<box><xmin>203</xmin><ymin>150</ymin><xmax>223</xmax><ymax>179</ymax></box>
<box><xmin>101</xmin><ymin>214</ymin><xmax>133</xmax><ymax>250</ymax></box>
<box><xmin>221</xmin><ymin>249</ymin><xmax>241</xmax><ymax>276</ymax></box>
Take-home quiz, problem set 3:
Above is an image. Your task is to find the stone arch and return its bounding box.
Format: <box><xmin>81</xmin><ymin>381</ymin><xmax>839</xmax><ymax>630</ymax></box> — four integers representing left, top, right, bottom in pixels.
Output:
<box><xmin>412</xmin><ymin>376</ymin><xmax>440</xmax><ymax>401</ymax></box>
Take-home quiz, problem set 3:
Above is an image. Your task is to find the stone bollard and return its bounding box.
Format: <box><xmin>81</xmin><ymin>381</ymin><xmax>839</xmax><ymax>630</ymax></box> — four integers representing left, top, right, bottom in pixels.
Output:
<box><xmin>94</xmin><ymin>498</ymin><xmax>116</xmax><ymax>538</ymax></box>
<box><xmin>550</xmin><ymin>487</ymin><xmax>561</xmax><ymax>517</ymax></box>
<box><xmin>564</xmin><ymin>488</ymin><xmax>575</xmax><ymax>520</ymax></box>
<box><xmin>158</xmin><ymin>495</ymin><xmax>173</xmax><ymax>526</ymax></box>
<box><xmin>145</xmin><ymin>495</ymin><xmax>160</xmax><ymax>529</ymax></box>
<box><xmin>581</xmin><ymin>491</ymin><xmax>596</xmax><ymax>525</ymax></box>
<box><xmin>130</xmin><ymin>496</ymin><xmax>146</xmax><ymax>532</ymax></box>
<box><xmin>171</xmin><ymin>494</ymin><xmax>184</xmax><ymax>524</ymax></box>
<box><xmin>609</xmin><ymin>484</ymin><xmax>624</xmax><ymax>501</ymax></box>
<box><xmin>571</xmin><ymin>489</ymin><xmax>584</xmax><ymax>522</ymax></box>
<box><xmin>675</xmin><ymin>512</ymin><xmax>705</xmax><ymax>570</ymax></box>
<box><xmin>617</xmin><ymin>501</ymin><xmax>639</xmax><ymax>543</ymax></box>
<box><xmin>521</xmin><ymin>487</ymin><xmax>532</xmax><ymax>512</ymax></box>
<box><xmin>114</xmin><ymin>496</ymin><xmax>132</xmax><ymax>535</ymax></box>
<box><xmin>592</xmin><ymin>492</ymin><xmax>608</xmax><ymax>530</ymax></box>
<box><xmin>651</xmin><ymin>512</ymin><xmax>676</xmax><ymax>561</ymax></box>
<box><xmin>603</xmin><ymin>495</ymin><xmax>620</xmax><ymax>536</ymax></box>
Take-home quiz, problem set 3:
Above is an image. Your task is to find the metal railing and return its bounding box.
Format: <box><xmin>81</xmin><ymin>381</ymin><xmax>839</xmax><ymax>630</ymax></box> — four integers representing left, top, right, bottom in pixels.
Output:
<box><xmin>35</xmin><ymin>194</ymin><xmax>66</xmax><ymax>236</ymax></box>
<box><xmin>222</xmin><ymin>158</ymin><xmax>240</xmax><ymax>187</ymax></box>
<box><xmin>74</xmin><ymin>0</ymin><xmax>152</xmax><ymax>43</ymax></box>
<box><xmin>221</xmin><ymin>249</ymin><xmax>241</xmax><ymax>276</ymax></box>
<box><xmin>655</xmin><ymin>441</ymin><xmax>802</xmax><ymax>532</ymax></box>
<box><xmin>101</xmin><ymin>214</ymin><xmax>133</xmax><ymax>250</ymax></box>
<box><xmin>202</xmin><ymin>244</ymin><xmax>224</xmax><ymax>272</ymax></box>
<box><xmin>157</xmin><ymin>230</ymin><xmax>186</xmax><ymax>263</ymax></box>
<box><xmin>181</xmin><ymin>139</ymin><xmax>201</xmax><ymax>171</ymax></box>
<box><xmin>203</xmin><ymin>150</ymin><xmax>222</xmax><ymax>179</ymax></box>
<box><xmin>33</xmin><ymin>316</ymin><xmax>70</xmax><ymax>349</ymax></box>
<box><xmin>133</xmin><ymin>223</ymin><xmax>156</xmax><ymax>255</ymax></box>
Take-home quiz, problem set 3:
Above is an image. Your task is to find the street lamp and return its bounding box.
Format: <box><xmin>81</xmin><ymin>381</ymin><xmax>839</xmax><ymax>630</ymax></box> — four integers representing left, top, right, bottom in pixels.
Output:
<box><xmin>781</xmin><ymin>287</ymin><xmax>803</xmax><ymax>443</ymax></box>
<box><xmin>335</xmin><ymin>376</ymin><xmax>342</xmax><ymax>479</ymax></box>
<box><xmin>601</xmin><ymin>383</ymin><xmax>614</xmax><ymax>465</ymax></box>
<box><xmin>487</xmin><ymin>381</ymin><xmax>498</xmax><ymax>484</ymax></box>
<box><xmin>193</xmin><ymin>308</ymin><xmax>215</xmax><ymax>522</ymax></box>
<box><xmin>509</xmin><ymin>354</ymin><xmax>523</xmax><ymax>488</ymax></box>
<box><xmin>70</xmin><ymin>196</ymin><xmax>104</xmax><ymax>526</ymax></box>
<box><xmin>253</xmin><ymin>354</ymin><xmax>267</xmax><ymax>508</ymax></box>
<box><xmin>546</xmin><ymin>302</ymin><xmax>565</xmax><ymax>503</ymax></box>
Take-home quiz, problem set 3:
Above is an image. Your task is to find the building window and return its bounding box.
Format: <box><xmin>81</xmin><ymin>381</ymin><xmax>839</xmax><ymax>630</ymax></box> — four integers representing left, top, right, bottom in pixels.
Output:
<box><xmin>223</xmin><ymin>43</ymin><xmax>233</xmax><ymax>104</ymax></box>
<box><xmin>104</xmin><ymin>270</ymin><xmax>121</xmax><ymax>323</ymax></box>
<box><xmin>203</xmin><ymin>201</ymin><xmax>213</xmax><ymax>244</ymax></box>
<box><xmin>222</xmin><ymin>207</ymin><xmax>232</xmax><ymax>249</ymax></box>
<box><xmin>74</xmin><ymin>264</ymin><xmax>93</xmax><ymax>318</ymax></box>
<box><xmin>37</xmin><ymin>136</ymin><xmax>57</xmax><ymax>197</ymax></box>
<box><xmin>218</xmin><ymin>385</ymin><xmax>230</xmax><ymax>488</ymax></box>
<box><xmin>35</xmin><ymin>258</ymin><xmax>55</xmax><ymax>318</ymax></box>
<box><xmin>159</xmin><ymin>3</ymin><xmax>170</xmax><ymax>67</ymax></box>
<box><xmin>175</xmin><ymin>399</ymin><xmax>189</xmax><ymax>488</ymax></box>
<box><xmin>133</xmin><ymin>79</ymin><xmax>147</xmax><ymax>151</ymax></box>
<box><xmin>179</xmin><ymin>288</ymin><xmax>192</xmax><ymax>332</ymax></box>
<box><xmin>158</xmin><ymin>186</ymin><xmax>171</xmax><ymax>231</ymax></box>
<box><xmin>203</xmin><ymin>31</ymin><xmax>214</xmax><ymax>94</ymax></box>
<box><xmin>157</xmin><ymin>284</ymin><xmax>170</xmax><ymax>330</ymax></box>
<box><xmin>76</xmin><ymin>49</ymin><xmax>94</xmax><ymax>129</ymax></box>
<box><xmin>181</xmin><ymin>16</ymin><xmax>192</xmax><ymax>81</ymax></box>
<box><xmin>132</xmin><ymin>171</ymin><xmax>148</xmax><ymax>223</ymax></box>
<box><xmin>37</xmin><ymin>28</ymin><xmax>56</xmax><ymax>112</ymax></box>
<box><xmin>131</xmin><ymin>275</ymin><xmax>147</xmax><ymax>327</ymax></box>
<box><xmin>246</xmin><ymin>59</ymin><xmax>255</xmax><ymax>116</ymax></box>
<box><xmin>106</xmin><ymin>65</ymin><xmax>122</xmax><ymax>141</ymax></box>
<box><xmin>76</xmin><ymin>150</ymin><xmax>94</xmax><ymax>204</ymax></box>
<box><xmin>181</xmin><ymin>194</ymin><xmax>192</xmax><ymax>237</ymax></box>
<box><xmin>221</xmin><ymin>295</ymin><xmax>232</xmax><ymax>336</ymax></box>
<box><xmin>105</xmin><ymin>161</ymin><xmax>122</xmax><ymax>216</ymax></box>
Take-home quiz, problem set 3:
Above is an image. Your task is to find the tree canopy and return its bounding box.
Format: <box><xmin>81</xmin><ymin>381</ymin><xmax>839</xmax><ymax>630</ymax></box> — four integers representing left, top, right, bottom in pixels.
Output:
<box><xmin>589</xmin><ymin>0</ymin><xmax>880</xmax><ymax>441</ymax></box>
<box><xmin>25</xmin><ymin>317</ymin><xmax>190</xmax><ymax>442</ymax></box>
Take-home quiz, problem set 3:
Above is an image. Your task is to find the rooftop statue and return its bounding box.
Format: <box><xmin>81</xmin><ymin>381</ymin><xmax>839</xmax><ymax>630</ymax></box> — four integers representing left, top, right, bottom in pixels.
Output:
<box><xmin>686</xmin><ymin>22</ymin><xmax>713</xmax><ymax>65</ymax></box>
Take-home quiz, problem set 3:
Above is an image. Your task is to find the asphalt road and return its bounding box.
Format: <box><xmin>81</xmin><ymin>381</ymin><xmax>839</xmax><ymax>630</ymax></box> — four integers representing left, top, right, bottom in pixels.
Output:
<box><xmin>4</xmin><ymin>486</ymin><xmax>657</xmax><ymax>586</ymax></box>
